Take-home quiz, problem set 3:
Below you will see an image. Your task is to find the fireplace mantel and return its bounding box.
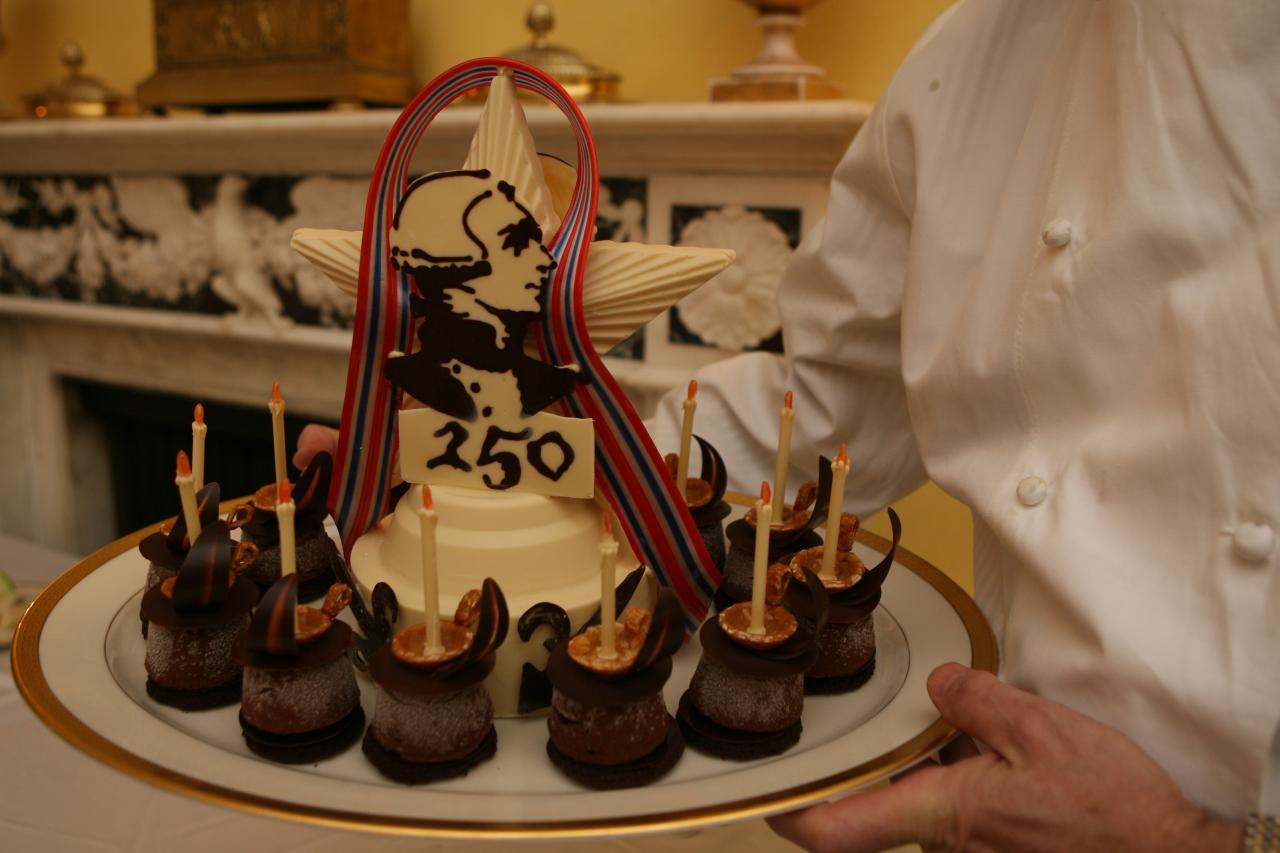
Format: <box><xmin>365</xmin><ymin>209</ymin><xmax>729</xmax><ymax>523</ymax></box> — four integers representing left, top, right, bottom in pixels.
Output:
<box><xmin>0</xmin><ymin>101</ymin><xmax>867</xmax><ymax>177</ymax></box>
<box><xmin>0</xmin><ymin>101</ymin><xmax>869</xmax><ymax>553</ymax></box>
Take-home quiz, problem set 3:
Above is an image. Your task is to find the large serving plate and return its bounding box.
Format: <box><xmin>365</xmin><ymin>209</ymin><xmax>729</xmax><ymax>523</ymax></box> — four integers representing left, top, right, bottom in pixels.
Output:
<box><xmin>12</xmin><ymin>504</ymin><xmax>995</xmax><ymax>840</ymax></box>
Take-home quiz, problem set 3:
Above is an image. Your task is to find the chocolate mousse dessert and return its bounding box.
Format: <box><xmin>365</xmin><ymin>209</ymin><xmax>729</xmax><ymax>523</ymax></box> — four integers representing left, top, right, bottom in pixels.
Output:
<box><xmin>680</xmin><ymin>565</ymin><xmax>828</xmax><ymax>760</ymax></box>
<box><xmin>718</xmin><ymin>459</ymin><xmax>832</xmax><ymax>609</ymax></box>
<box><xmin>229</xmin><ymin>451</ymin><xmax>343</xmax><ymax>603</ymax></box>
<box><xmin>665</xmin><ymin>435</ymin><xmax>732</xmax><ymax>571</ymax></box>
<box><xmin>363</xmin><ymin>579</ymin><xmax>509</xmax><ymax>784</ymax></box>
<box><xmin>141</xmin><ymin>519</ymin><xmax>260</xmax><ymax>710</ymax></box>
<box><xmin>786</xmin><ymin>508</ymin><xmax>900</xmax><ymax>694</ymax></box>
<box><xmin>235</xmin><ymin>575</ymin><xmax>365</xmax><ymax>763</ymax></box>
<box><xmin>545</xmin><ymin>588</ymin><xmax>686</xmax><ymax>789</ymax></box>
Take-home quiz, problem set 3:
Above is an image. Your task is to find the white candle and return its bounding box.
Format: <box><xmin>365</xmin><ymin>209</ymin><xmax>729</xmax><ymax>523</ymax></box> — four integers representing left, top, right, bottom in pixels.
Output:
<box><xmin>418</xmin><ymin>485</ymin><xmax>442</xmax><ymax>653</ymax></box>
<box><xmin>771</xmin><ymin>390</ymin><xmax>794</xmax><ymax>520</ymax></box>
<box><xmin>269</xmin><ymin>382</ymin><xmax>287</xmax><ymax>486</ymax></box>
<box><xmin>174</xmin><ymin>451</ymin><xmax>202</xmax><ymax>544</ymax></box>
<box><xmin>599</xmin><ymin>512</ymin><xmax>620</xmax><ymax>659</ymax></box>
<box><xmin>750</xmin><ymin>481</ymin><xmax>773</xmax><ymax>634</ymax></box>
<box><xmin>277</xmin><ymin>478</ymin><xmax>296</xmax><ymax>577</ymax></box>
<box><xmin>676</xmin><ymin>379</ymin><xmax>697</xmax><ymax>499</ymax></box>
<box><xmin>191</xmin><ymin>403</ymin><xmax>207</xmax><ymax>492</ymax></box>
<box><xmin>821</xmin><ymin>444</ymin><xmax>851</xmax><ymax>578</ymax></box>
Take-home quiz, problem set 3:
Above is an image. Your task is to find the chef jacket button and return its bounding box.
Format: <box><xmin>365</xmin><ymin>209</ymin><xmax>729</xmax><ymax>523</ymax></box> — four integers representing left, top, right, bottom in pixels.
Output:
<box><xmin>1042</xmin><ymin>219</ymin><xmax>1072</xmax><ymax>248</ymax></box>
<box><xmin>1232</xmin><ymin>523</ymin><xmax>1275</xmax><ymax>563</ymax></box>
<box><xmin>1017</xmin><ymin>476</ymin><xmax>1047</xmax><ymax>507</ymax></box>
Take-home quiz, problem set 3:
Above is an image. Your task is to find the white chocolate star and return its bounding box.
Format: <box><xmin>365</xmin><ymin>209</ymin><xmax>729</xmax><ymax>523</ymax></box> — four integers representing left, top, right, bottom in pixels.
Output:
<box><xmin>291</xmin><ymin>71</ymin><xmax>735</xmax><ymax>355</ymax></box>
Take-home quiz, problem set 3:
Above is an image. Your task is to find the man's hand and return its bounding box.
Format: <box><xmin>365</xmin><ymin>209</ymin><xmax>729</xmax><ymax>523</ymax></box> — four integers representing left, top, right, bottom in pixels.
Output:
<box><xmin>293</xmin><ymin>424</ymin><xmax>339</xmax><ymax>471</ymax></box>
<box><xmin>769</xmin><ymin>663</ymin><xmax>1241</xmax><ymax>852</ymax></box>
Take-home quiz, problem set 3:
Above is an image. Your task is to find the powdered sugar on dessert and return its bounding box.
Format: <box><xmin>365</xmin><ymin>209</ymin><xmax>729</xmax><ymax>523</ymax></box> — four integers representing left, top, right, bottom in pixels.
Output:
<box><xmin>688</xmin><ymin>656</ymin><xmax>803</xmax><ymax>733</ymax></box>
<box><xmin>241</xmin><ymin>656</ymin><xmax>359</xmax><ymax>734</ymax></box>
<box><xmin>370</xmin><ymin>684</ymin><xmax>493</xmax><ymax>762</ymax></box>
<box><xmin>145</xmin><ymin>617</ymin><xmax>247</xmax><ymax>689</ymax></box>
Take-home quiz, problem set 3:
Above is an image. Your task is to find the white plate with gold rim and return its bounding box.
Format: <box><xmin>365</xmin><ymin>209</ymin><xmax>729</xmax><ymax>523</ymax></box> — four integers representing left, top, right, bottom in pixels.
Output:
<box><xmin>12</xmin><ymin>509</ymin><xmax>994</xmax><ymax>841</ymax></box>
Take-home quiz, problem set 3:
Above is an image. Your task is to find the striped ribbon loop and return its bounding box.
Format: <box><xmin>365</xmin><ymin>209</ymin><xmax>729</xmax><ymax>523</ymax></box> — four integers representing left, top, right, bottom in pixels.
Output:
<box><xmin>331</xmin><ymin>58</ymin><xmax>720</xmax><ymax>626</ymax></box>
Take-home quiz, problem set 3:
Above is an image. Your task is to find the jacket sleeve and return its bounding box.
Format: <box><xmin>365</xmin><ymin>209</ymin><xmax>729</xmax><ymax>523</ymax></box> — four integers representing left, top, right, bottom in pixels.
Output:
<box><xmin>647</xmin><ymin>81</ymin><xmax>928</xmax><ymax>516</ymax></box>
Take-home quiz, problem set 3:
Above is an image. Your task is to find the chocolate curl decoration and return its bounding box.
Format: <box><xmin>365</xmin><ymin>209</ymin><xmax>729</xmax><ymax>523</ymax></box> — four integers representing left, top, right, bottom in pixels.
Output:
<box><xmin>803</xmin><ymin>566</ymin><xmax>831</xmax><ymax>638</ymax></box>
<box><xmin>758</xmin><ymin>567</ymin><xmax>829</xmax><ymax>664</ymax></box>
<box><xmin>518</xmin><ymin>602</ymin><xmax>572</xmax><ymax>652</ymax></box>
<box><xmin>807</xmin><ymin>455</ymin><xmax>834</xmax><ymax>534</ymax></box>
<box><xmin>172</xmin><ymin>519</ymin><xmax>231</xmax><ymax>613</ymax></box>
<box><xmin>346</xmin><ymin>581</ymin><xmax>399</xmax><ymax>672</ymax></box>
<box><xmin>293</xmin><ymin>450</ymin><xmax>334</xmax><ymax>525</ymax></box>
<box><xmin>632</xmin><ymin>588</ymin><xmax>685</xmax><ymax>671</ymax></box>
<box><xmin>516</xmin><ymin>601</ymin><xmax>572</xmax><ymax>713</ymax></box>
<box><xmin>694</xmin><ymin>435</ymin><xmax>729</xmax><ymax>507</ymax></box>
<box><xmin>248</xmin><ymin>574</ymin><xmax>299</xmax><ymax>657</ymax></box>
<box><xmin>833</xmin><ymin>507</ymin><xmax>901</xmax><ymax>609</ymax></box>
<box><xmin>166</xmin><ymin>482</ymin><xmax>221</xmax><ymax>552</ymax></box>
<box><xmin>439</xmin><ymin>578</ymin><xmax>509</xmax><ymax>675</ymax></box>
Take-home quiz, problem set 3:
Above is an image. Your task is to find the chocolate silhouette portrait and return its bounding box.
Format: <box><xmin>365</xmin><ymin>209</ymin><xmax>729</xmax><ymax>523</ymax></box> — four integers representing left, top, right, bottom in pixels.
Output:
<box><xmin>386</xmin><ymin>169</ymin><xmax>584</xmax><ymax>422</ymax></box>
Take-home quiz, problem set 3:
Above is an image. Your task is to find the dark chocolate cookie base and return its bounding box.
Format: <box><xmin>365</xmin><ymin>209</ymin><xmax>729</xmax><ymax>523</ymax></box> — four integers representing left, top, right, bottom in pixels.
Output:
<box><xmin>362</xmin><ymin>725</ymin><xmax>497</xmax><ymax>785</ymax></box>
<box><xmin>804</xmin><ymin>653</ymin><xmax>877</xmax><ymax>696</ymax></box>
<box><xmin>547</xmin><ymin>720</ymin><xmax>684</xmax><ymax>790</ymax></box>
<box><xmin>145</xmin><ymin>674</ymin><xmax>242</xmax><ymax>711</ymax></box>
<box><xmin>239</xmin><ymin>704</ymin><xmax>365</xmax><ymax>765</ymax></box>
<box><xmin>677</xmin><ymin>691</ymin><xmax>801</xmax><ymax>761</ymax></box>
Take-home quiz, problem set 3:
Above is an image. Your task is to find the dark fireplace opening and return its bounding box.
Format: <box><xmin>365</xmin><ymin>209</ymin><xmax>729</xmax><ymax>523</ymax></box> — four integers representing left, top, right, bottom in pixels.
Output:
<box><xmin>73</xmin><ymin>381</ymin><xmax>338</xmax><ymax>538</ymax></box>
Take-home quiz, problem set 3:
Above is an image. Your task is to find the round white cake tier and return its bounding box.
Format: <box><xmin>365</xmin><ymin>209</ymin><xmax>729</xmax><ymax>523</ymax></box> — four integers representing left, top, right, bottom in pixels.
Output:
<box><xmin>350</xmin><ymin>484</ymin><xmax>646</xmax><ymax>718</ymax></box>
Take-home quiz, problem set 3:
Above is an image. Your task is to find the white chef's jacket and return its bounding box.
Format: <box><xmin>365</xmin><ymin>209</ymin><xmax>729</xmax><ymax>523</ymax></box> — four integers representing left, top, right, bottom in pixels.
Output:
<box><xmin>651</xmin><ymin>0</ymin><xmax>1280</xmax><ymax>820</ymax></box>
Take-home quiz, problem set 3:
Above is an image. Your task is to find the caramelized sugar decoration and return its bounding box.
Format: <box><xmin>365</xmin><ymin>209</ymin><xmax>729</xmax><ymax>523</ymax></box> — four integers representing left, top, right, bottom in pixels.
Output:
<box><xmin>391</xmin><ymin>620</ymin><xmax>474</xmax><ymax>668</ymax></box>
<box><xmin>230</xmin><ymin>540</ymin><xmax>259</xmax><ymax>575</ymax></box>
<box><xmin>664</xmin><ymin>452</ymin><xmax>714</xmax><ymax>509</ymax></box>
<box><xmin>745</xmin><ymin>479</ymin><xmax>819</xmax><ymax>533</ymax></box>
<box><xmin>390</xmin><ymin>585</ymin><xmax>493</xmax><ymax>669</ymax></box>
<box><xmin>836</xmin><ymin>511</ymin><xmax>860</xmax><ymax>552</ymax></box>
<box><xmin>682</xmin><ymin>478</ymin><xmax>713</xmax><ymax>509</ymax></box>
<box><xmin>291</xmin><ymin>583</ymin><xmax>353</xmax><ymax>646</ymax></box>
<box><xmin>567</xmin><ymin>606</ymin><xmax>651</xmax><ymax>676</ymax></box>
<box><xmin>717</xmin><ymin>601</ymin><xmax>797</xmax><ymax>650</ymax></box>
<box><xmin>453</xmin><ymin>588</ymin><xmax>482</xmax><ymax>626</ymax></box>
<box><xmin>765</xmin><ymin>562</ymin><xmax>793</xmax><ymax>605</ymax></box>
<box><xmin>251</xmin><ymin>482</ymin><xmax>280</xmax><ymax>510</ymax></box>
<box><xmin>790</xmin><ymin>547</ymin><xmax>865</xmax><ymax>591</ymax></box>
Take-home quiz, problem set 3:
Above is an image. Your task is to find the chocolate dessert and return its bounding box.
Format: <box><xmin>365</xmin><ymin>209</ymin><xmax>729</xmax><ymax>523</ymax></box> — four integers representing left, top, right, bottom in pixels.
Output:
<box><xmin>141</xmin><ymin>519</ymin><xmax>260</xmax><ymax>710</ymax></box>
<box><xmin>665</xmin><ymin>435</ymin><xmax>732</xmax><ymax>571</ymax></box>
<box><xmin>235</xmin><ymin>575</ymin><xmax>364</xmax><ymax>763</ymax></box>
<box><xmin>680</xmin><ymin>566</ymin><xmax>828</xmax><ymax>760</ymax></box>
<box><xmin>786</xmin><ymin>508</ymin><xmax>900</xmax><ymax>694</ymax></box>
<box><xmin>229</xmin><ymin>452</ymin><xmax>343</xmax><ymax>603</ymax></box>
<box><xmin>544</xmin><ymin>587</ymin><xmax>686</xmax><ymax>789</ymax></box>
<box><xmin>718</xmin><ymin>458</ymin><xmax>832</xmax><ymax>608</ymax></box>
<box><xmin>363</xmin><ymin>579</ymin><xmax>508</xmax><ymax>784</ymax></box>
<box><xmin>139</xmin><ymin>482</ymin><xmax>221</xmax><ymax>595</ymax></box>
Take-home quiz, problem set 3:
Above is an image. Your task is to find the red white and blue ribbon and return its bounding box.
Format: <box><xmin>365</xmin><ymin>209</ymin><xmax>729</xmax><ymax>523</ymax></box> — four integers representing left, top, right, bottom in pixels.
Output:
<box><xmin>331</xmin><ymin>58</ymin><xmax>720</xmax><ymax>625</ymax></box>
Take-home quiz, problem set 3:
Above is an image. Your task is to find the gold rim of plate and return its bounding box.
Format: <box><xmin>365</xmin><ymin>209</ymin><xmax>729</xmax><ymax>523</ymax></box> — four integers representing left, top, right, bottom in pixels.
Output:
<box><xmin>12</xmin><ymin>496</ymin><xmax>997</xmax><ymax>839</ymax></box>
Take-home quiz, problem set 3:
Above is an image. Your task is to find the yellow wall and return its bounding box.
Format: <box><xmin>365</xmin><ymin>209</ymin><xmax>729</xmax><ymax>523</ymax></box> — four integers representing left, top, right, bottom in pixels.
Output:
<box><xmin>0</xmin><ymin>0</ymin><xmax>972</xmax><ymax>590</ymax></box>
<box><xmin>0</xmin><ymin>1</ymin><xmax>952</xmax><ymax>106</ymax></box>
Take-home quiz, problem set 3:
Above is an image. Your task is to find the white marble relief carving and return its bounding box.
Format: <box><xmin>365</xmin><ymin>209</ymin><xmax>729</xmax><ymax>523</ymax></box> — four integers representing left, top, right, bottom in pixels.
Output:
<box><xmin>597</xmin><ymin>184</ymin><xmax>645</xmax><ymax>243</ymax></box>
<box><xmin>208</xmin><ymin>175</ymin><xmax>285</xmax><ymax>326</ymax></box>
<box><xmin>0</xmin><ymin>174</ymin><xmax>366</xmax><ymax>328</ymax></box>
<box><xmin>674</xmin><ymin>204</ymin><xmax>791</xmax><ymax>350</ymax></box>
